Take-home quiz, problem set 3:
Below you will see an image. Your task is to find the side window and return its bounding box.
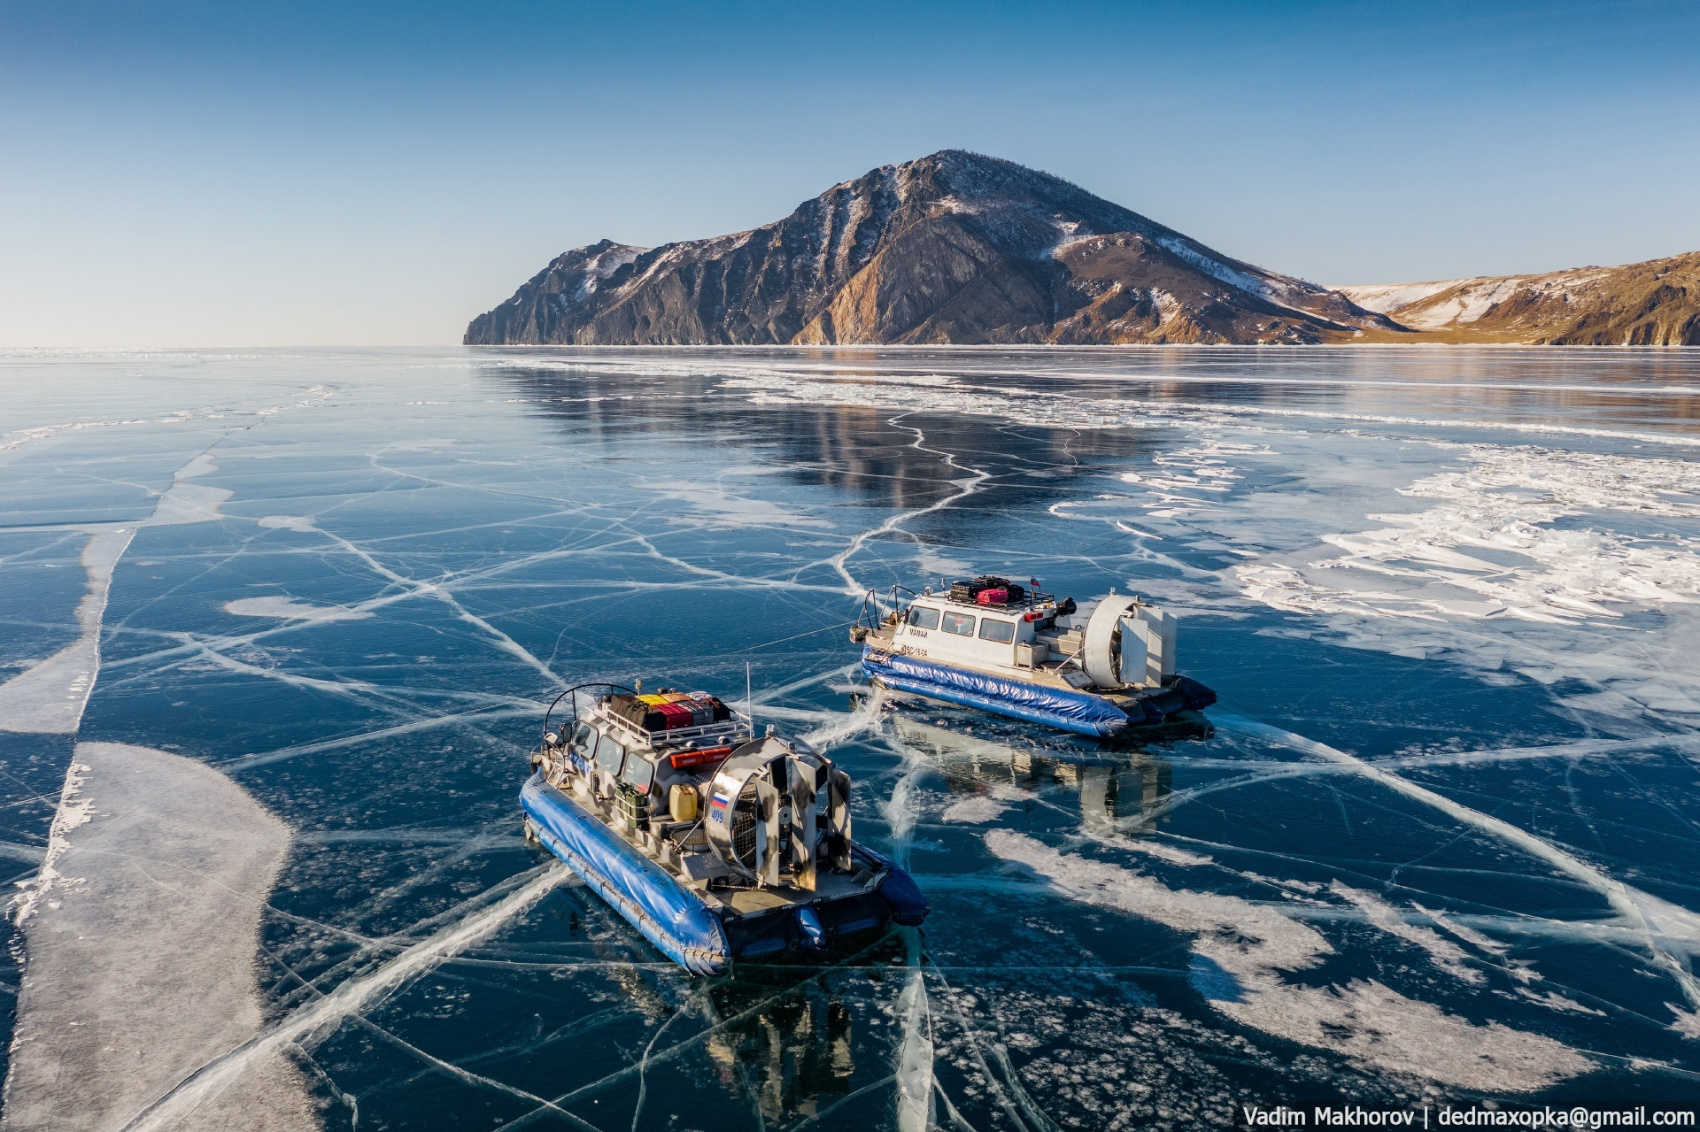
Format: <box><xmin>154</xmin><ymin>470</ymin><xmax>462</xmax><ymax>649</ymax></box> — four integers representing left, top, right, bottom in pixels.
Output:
<box><xmin>979</xmin><ymin>619</ymin><xmax>1015</xmax><ymax>643</ymax></box>
<box><xmin>594</xmin><ymin>733</ymin><xmax>626</xmax><ymax>777</ymax></box>
<box><xmin>621</xmin><ymin>755</ymin><xmax>655</xmax><ymax>792</ymax></box>
<box><xmin>942</xmin><ymin>611</ymin><xmax>976</xmax><ymax>637</ymax></box>
<box><xmin>907</xmin><ymin>605</ymin><xmax>940</xmax><ymax>630</ymax></box>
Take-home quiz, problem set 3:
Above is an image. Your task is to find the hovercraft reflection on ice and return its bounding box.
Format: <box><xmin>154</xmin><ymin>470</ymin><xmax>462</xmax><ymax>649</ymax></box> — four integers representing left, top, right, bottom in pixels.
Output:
<box><xmin>521</xmin><ymin>685</ymin><xmax>928</xmax><ymax>975</ymax></box>
<box><xmin>853</xmin><ymin>575</ymin><xmax>1216</xmax><ymax>739</ymax></box>
<box><xmin>892</xmin><ymin>714</ymin><xmax>1174</xmax><ymax>836</ymax></box>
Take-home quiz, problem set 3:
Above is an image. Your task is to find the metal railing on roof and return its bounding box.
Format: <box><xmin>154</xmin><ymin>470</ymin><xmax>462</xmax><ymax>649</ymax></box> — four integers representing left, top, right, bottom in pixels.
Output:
<box><xmin>586</xmin><ymin>701</ymin><xmax>752</xmax><ymax>750</ymax></box>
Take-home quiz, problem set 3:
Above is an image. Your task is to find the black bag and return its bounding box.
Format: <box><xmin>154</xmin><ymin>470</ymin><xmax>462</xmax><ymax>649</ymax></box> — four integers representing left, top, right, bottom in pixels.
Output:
<box><xmin>608</xmin><ymin>694</ymin><xmax>667</xmax><ymax>732</ymax></box>
<box><xmin>952</xmin><ymin>575</ymin><xmax>1011</xmax><ymax>603</ymax></box>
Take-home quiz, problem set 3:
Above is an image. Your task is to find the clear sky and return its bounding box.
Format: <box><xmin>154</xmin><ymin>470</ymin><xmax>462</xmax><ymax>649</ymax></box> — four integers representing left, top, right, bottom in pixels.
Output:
<box><xmin>3</xmin><ymin>0</ymin><xmax>1697</xmax><ymax>347</ymax></box>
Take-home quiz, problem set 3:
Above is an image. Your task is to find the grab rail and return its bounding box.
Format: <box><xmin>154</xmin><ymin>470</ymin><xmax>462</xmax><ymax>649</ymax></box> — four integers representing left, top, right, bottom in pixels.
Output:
<box><xmin>542</xmin><ymin>681</ymin><xmax>637</xmax><ymax>742</ymax></box>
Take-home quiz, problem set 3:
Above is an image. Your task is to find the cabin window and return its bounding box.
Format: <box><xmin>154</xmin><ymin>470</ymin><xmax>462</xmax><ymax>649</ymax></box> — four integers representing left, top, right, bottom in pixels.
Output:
<box><xmin>594</xmin><ymin>732</ymin><xmax>625</xmax><ymax>777</ymax></box>
<box><xmin>569</xmin><ymin>722</ymin><xmax>595</xmax><ymax>756</ymax></box>
<box><xmin>979</xmin><ymin>618</ymin><xmax>1015</xmax><ymax>643</ymax></box>
<box><xmin>942</xmin><ymin>611</ymin><xmax>976</xmax><ymax>637</ymax></box>
<box><xmin>907</xmin><ymin>605</ymin><xmax>940</xmax><ymax>630</ymax></box>
<box><xmin>621</xmin><ymin>754</ymin><xmax>655</xmax><ymax>792</ymax></box>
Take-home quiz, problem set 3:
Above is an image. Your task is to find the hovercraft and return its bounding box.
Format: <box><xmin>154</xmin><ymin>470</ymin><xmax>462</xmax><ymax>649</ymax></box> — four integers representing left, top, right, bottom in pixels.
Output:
<box><xmin>852</xmin><ymin>575</ymin><xmax>1216</xmax><ymax>739</ymax></box>
<box><xmin>521</xmin><ymin>684</ymin><xmax>928</xmax><ymax>975</ymax></box>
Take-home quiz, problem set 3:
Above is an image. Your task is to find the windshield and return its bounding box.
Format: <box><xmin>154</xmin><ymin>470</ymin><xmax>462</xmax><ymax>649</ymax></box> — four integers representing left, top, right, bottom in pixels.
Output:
<box><xmin>569</xmin><ymin>722</ymin><xmax>594</xmax><ymax>756</ymax></box>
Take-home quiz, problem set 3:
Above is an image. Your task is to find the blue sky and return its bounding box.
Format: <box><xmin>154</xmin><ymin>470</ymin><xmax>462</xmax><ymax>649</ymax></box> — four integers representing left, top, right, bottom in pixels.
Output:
<box><xmin>3</xmin><ymin>1</ymin><xmax>1696</xmax><ymax>346</ymax></box>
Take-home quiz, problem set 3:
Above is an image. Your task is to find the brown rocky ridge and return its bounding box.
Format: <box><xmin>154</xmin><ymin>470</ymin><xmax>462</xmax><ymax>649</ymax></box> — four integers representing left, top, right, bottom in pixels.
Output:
<box><xmin>1337</xmin><ymin>250</ymin><xmax>1700</xmax><ymax>345</ymax></box>
<box><xmin>465</xmin><ymin>150</ymin><xmax>1401</xmax><ymax>346</ymax></box>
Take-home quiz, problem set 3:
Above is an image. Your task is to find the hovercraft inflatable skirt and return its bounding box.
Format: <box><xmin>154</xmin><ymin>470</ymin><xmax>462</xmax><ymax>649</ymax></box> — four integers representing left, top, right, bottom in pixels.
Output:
<box><xmin>862</xmin><ymin>650</ymin><xmax>1132</xmax><ymax>737</ymax></box>
<box><xmin>521</xmin><ymin>771</ymin><xmax>927</xmax><ymax>974</ymax></box>
<box><xmin>521</xmin><ymin>773</ymin><xmax>731</xmax><ymax>974</ymax></box>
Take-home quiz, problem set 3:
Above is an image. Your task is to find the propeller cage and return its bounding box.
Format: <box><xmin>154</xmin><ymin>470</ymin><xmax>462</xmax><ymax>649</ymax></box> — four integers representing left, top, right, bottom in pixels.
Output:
<box><xmin>1082</xmin><ymin>596</ymin><xmax>1177</xmax><ymax>689</ymax></box>
<box><xmin>703</xmin><ymin>737</ymin><xmax>852</xmax><ymax>890</ymax></box>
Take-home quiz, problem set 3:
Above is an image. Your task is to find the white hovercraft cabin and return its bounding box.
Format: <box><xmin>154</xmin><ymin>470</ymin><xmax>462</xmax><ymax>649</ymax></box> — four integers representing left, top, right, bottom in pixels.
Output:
<box><xmin>854</xmin><ymin>575</ymin><xmax>1216</xmax><ymax>738</ymax></box>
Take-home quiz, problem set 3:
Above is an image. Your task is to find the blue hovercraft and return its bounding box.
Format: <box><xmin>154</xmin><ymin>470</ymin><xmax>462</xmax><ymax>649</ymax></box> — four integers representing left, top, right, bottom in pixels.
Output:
<box><xmin>853</xmin><ymin>576</ymin><xmax>1216</xmax><ymax>740</ymax></box>
<box><xmin>521</xmin><ymin>684</ymin><xmax>927</xmax><ymax>975</ymax></box>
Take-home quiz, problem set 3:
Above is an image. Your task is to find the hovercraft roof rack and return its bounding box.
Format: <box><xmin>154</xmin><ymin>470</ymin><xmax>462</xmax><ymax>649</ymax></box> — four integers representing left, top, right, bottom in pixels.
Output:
<box><xmin>935</xmin><ymin>575</ymin><xmax>1055</xmax><ymax>610</ymax></box>
<box><xmin>595</xmin><ymin>706</ymin><xmax>750</xmax><ymax>750</ymax></box>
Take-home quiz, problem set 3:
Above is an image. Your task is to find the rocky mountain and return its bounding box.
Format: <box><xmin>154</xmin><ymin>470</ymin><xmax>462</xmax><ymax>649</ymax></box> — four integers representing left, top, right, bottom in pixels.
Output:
<box><xmin>466</xmin><ymin>150</ymin><xmax>1399</xmax><ymax>346</ymax></box>
<box><xmin>1338</xmin><ymin>251</ymin><xmax>1700</xmax><ymax>345</ymax></box>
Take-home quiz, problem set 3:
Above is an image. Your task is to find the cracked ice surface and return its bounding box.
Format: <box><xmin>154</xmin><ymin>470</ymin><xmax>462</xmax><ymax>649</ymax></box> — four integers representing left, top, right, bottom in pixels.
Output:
<box><xmin>1</xmin><ymin>346</ymin><xmax>1700</xmax><ymax>1129</ymax></box>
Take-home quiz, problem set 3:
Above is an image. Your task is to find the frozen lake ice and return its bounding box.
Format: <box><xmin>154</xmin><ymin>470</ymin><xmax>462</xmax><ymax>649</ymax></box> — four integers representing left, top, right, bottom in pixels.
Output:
<box><xmin>1</xmin><ymin>345</ymin><xmax>1698</xmax><ymax>1128</ymax></box>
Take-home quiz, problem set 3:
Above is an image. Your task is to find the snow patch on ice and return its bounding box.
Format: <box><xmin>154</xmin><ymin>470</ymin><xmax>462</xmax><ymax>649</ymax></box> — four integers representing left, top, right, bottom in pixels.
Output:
<box><xmin>1331</xmin><ymin>882</ymin><xmax>1483</xmax><ymax>985</ymax></box>
<box><xmin>1669</xmin><ymin>1004</ymin><xmax>1700</xmax><ymax>1040</ymax></box>
<box><xmin>1223</xmin><ymin>716</ymin><xmax>1700</xmax><ymax>1018</ymax></box>
<box><xmin>224</xmin><ymin>596</ymin><xmax>374</xmax><ymax>623</ymax></box>
<box><xmin>1517</xmin><ymin>988</ymin><xmax>1605</xmax><ymax>1016</ymax></box>
<box><xmin>1414</xmin><ymin>902</ymin><xmax>1510</xmax><ymax>957</ymax></box>
<box><xmin>9</xmin><ymin>761</ymin><xmax>92</xmax><ymax>925</ymax></box>
<box><xmin>257</xmin><ymin>514</ymin><xmax>318</xmax><ymax>532</ymax></box>
<box><xmin>1238</xmin><ymin>444</ymin><xmax>1700</xmax><ymax>626</ymax></box>
<box><xmin>985</xmin><ymin>829</ymin><xmax>1593</xmax><ymax>1091</ymax></box>
<box><xmin>941</xmin><ymin>794</ymin><xmax>1009</xmax><ymax>824</ymax></box>
<box><xmin>645</xmin><ymin>479</ymin><xmax>832</xmax><ymax>529</ymax></box>
<box><xmin>1125</xmin><ymin>840</ymin><xmax>1214</xmax><ymax>867</ymax></box>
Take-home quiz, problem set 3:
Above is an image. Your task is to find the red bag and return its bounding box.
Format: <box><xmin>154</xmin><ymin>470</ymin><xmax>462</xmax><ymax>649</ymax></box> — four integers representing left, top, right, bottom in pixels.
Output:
<box><xmin>976</xmin><ymin>587</ymin><xmax>1009</xmax><ymax>605</ymax></box>
<box><xmin>656</xmin><ymin>702</ymin><xmax>696</xmax><ymax>729</ymax></box>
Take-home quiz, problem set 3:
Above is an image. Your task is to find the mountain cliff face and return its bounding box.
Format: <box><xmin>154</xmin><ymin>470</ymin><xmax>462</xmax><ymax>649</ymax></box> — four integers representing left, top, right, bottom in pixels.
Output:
<box><xmin>466</xmin><ymin>151</ymin><xmax>1398</xmax><ymax>346</ymax></box>
<box><xmin>1338</xmin><ymin>251</ymin><xmax>1700</xmax><ymax>345</ymax></box>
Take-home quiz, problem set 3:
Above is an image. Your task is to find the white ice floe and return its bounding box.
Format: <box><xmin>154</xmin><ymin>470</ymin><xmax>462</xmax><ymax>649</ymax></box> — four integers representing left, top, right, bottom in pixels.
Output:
<box><xmin>894</xmin><ymin>960</ymin><xmax>936</xmax><ymax>1132</ymax></box>
<box><xmin>149</xmin><ymin>480</ymin><xmax>233</xmax><ymax>526</ymax></box>
<box><xmin>0</xmin><ymin>527</ymin><xmax>134</xmax><ymax>733</ymax></box>
<box><xmin>126</xmin><ymin>865</ymin><xmax>567</xmax><ymax>1132</ymax></box>
<box><xmin>223</xmin><ymin>596</ymin><xmax>374</xmax><ymax>623</ymax></box>
<box><xmin>986</xmin><ymin>830</ymin><xmax>1593</xmax><ymax>1091</ymax></box>
<box><xmin>6</xmin><ymin>744</ymin><xmax>317</xmax><ymax>1131</ymax></box>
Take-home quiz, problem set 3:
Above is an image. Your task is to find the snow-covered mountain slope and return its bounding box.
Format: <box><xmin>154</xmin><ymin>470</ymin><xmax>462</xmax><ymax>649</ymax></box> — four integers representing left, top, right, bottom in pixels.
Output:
<box><xmin>466</xmin><ymin>150</ymin><xmax>1398</xmax><ymax>346</ymax></box>
<box><xmin>1337</xmin><ymin>251</ymin><xmax>1700</xmax><ymax>344</ymax></box>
